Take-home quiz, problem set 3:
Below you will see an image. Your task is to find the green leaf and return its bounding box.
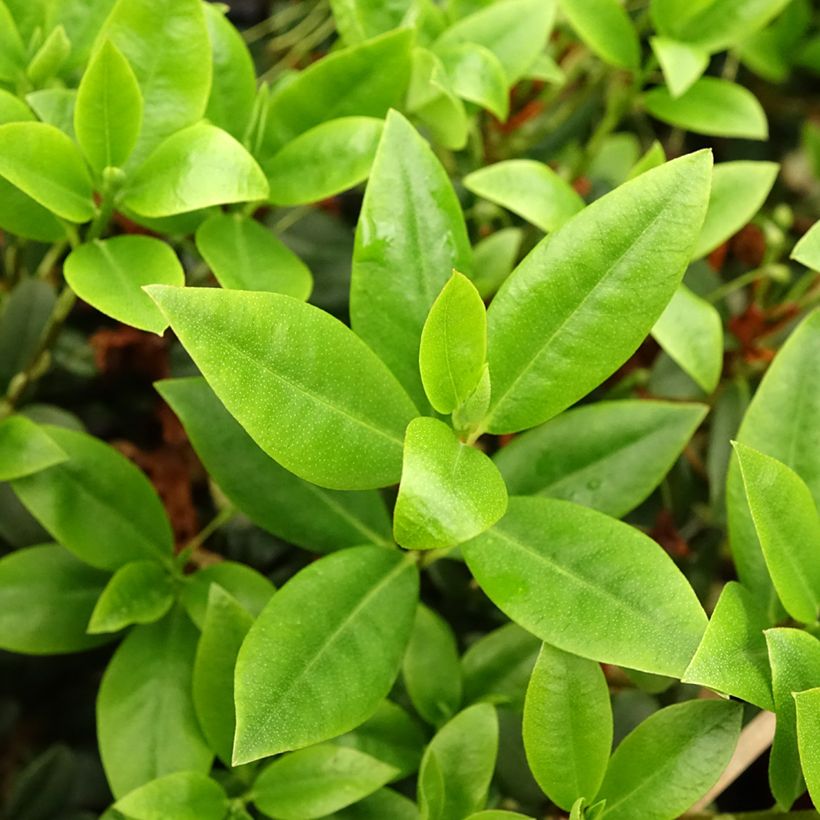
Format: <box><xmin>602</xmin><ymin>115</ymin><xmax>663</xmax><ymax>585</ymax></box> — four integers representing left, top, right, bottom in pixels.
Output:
<box><xmin>25</xmin><ymin>88</ymin><xmax>76</xmax><ymax>137</ymax></box>
<box><xmin>472</xmin><ymin>228</ymin><xmax>523</xmax><ymax>299</ymax></box>
<box><xmin>403</xmin><ymin>605</ymin><xmax>462</xmax><ymax>726</ymax></box>
<box><xmin>11</xmin><ymin>426</ymin><xmax>173</xmax><ymax>571</ymax></box>
<box><xmin>0</xmin><ymin>544</ymin><xmax>109</xmax><ymax>654</ymax></box>
<box><xmin>0</xmin><ymin>415</ymin><xmax>67</xmax><ymax>481</ymax></box>
<box><xmin>394</xmin><ymin>417</ymin><xmax>508</xmax><ymax>550</ymax></box>
<box><xmin>114</xmin><ymin>771</ymin><xmax>228</xmax><ymax>820</ymax></box>
<box><xmin>0</xmin><ymin>122</ymin><xmax>94</xmax><ymax>222</ymax></box>
<box><xmin>644</xmin><ymin>78</ymin><xmax>768</xmax><ymax>140</ymax></box>
<box><xmin>435</xmin><ymin>42</ymin><xmax>509</xmax><ymax>120</ymax></box>
<box><xmin>626</xmin><ymin>140</ymin><xmax>666</xmax><ymax>180</ymax></box>
<box><xmin>795</xmin><ymin>687</ymin><xmax>820</xmax><ymax>811</ymax></box>
<box><xmin>123</xmin><ymin>123</ymin><xmax>268</xmax><ymax>217</ymax></box>
<box><xmin>467</xmin><ymin>813</ymin><xmax>534</xmax><ymax>820</ymax></box>
<box><xmin>495</xmin><ymin>400</ymin><xmax>706</xmax><ymax>518</ymax></box>
<box><xmin>147</xmin><ymin>286</ymin><xmax>417</xmax><ymax>490</ymax></box>
<box><xmin>419</xmin><ymin>271</ymin><xmax>487</xmax><ymax>415</ymax></box>
<box><xmin>727</xmin><ymin>310</ymin><xmax>820</xmax><ymax>618</ymax></box>
<box><xmin>433</xmin><ymin>0</ymin><xmax>556</xmax><ymax>84</ymax></box>
<box><xmin>766</xmin><ymin>628</ymin><xmax>820</xmax><ymax>809</ymax></box>
<box><xmin>195</xmin><ymin>213</ymin><xmax>312</xmax><ymax>299</ymax></box>
<box><xmin>463</xmin><ymin>497</ymin><xmax>707</xmax><ymax>676</ymax></box>
<box><xmin>26</xmin><ymin>22</ymin><xmax>69</xmax><ymax>83</ymax></box>
<box><xmin>158</xmin><ymin>378</ymin><xmax>392</xmax><ymax>552</ymax></box>
<box><xmin>351</xmin><ymin>110</ymin><xmax>472</xmax><ymax>410</ymax></box>
<box><xmin>314</xmin><ymin>788</ymin><xmax>419</xmax><ymax>820</ymax></box>
<box><xmin>523</xmin><ymin>643</ymin><xmax>612</xmax><ymax>811</ymax></box>
<box><xmin>0</xmin><ymin>176</ymin><xmax>66</xmax><ymax>242</ymax></box>
<box><xmin>88</xmin><ymin>560</ymin><xmax>174</xmax><ymax>634</ymax></box>
<box><xmin>97</xmin><ymin>607</ymin><xmax>212</xmax><ymax>797</ymax></box>
<box><xmin>792</xmin><ymin>221</ymin><xmax>820</xmax><ymax>270</ymax></box>
<box><xmin>483</xmin><ymin>150</ymin><xmax>712</xmax><ymax>434</ymax></box>
<box><xmin>694</xmin><ymin>161</ymin><xmax>779</xmax><ymax>259</ymax></box>
<box><xmin>64</xmin><ymin>237</ymin><xmax>184</xmax><ymax>334</ymax></box>
<box><xmin>0</xmin><ymin>0</ymin><xmax>25</xmax><ymax>81</ymax></box>
<box><xmin>329</xmin><ymin>0</ymin><xmax>413</xmax><ymax>45</ymax></box>
<box><xmin>233</xmin><ymin>546</ymin><xmax>419</xmax><ymax>764</ymax></box>
<box><xmin>74</xmin><ymin>40</ymin><xmax>143</xmax><ymax>173</ymax></box>
<box><xmin>595</xmin><ymin>700</ymin><xmax>742</xmax><ymax>820</ymax></box>
<box><xmin>264</xmin><ymin>117</ymin><xmax>383</xmax><ymax>207</ymax></box>
<box><xmin>253</xmin><ymin>745</ymin><xmax>399</xmax><ymax>820</ymax></box>
<box><xmin>192</xmin><ymin>584</ymin><xmax>254</xmax><ymax>766</ymax></box>
<box><xmin>0</xmin><ymin>89</ymin><xmax>34</xmax><ymax>124</ymax></box>
<box><xmin>261</xmin><ymin>29</ymin><xmax>413</xmax><ymax>157</ymax></box>
<box><xmin>463</xmin><ymin>160</ymin><xmax>584</xmax><ymax>234</ymax></box>
<box><xmin>558</xmin><ymin>0</ymin><xmax>640</xmax><ymax>69</ymax></box>
<box><xmin>650</xmin><ymin>37</ymin><xmax>708</xmax><ymax>98</ymax></box>
<box><xmin>417</xmin><ymin>703</ymin><xmax>498</xmax><ymax>820</ymax></box>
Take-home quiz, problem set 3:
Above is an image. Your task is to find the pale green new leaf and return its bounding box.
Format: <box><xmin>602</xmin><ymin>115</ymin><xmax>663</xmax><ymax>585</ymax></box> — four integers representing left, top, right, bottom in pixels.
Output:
<box><xmin>329</xmin><ymin>0</ymin><xmax>412</xmax><ymax>45</ymax></box>
<box><xmin>436</xmin><ymin>42</ymin><xmax>509</xmax><ymax>120</ymax></box>
<box><xmin>650</xmin><ymin>37</ymin><xmax>708</xmax><ymax>97</ymax></box>
<box><xmin>114</xmin><ymin>771</ymin><xmax>228</xmax><ymax>820</ymax></box>
<box><xmin>795</xmin><ymin>687</ymin><xmax>820</xmax><ymax>811</ymax></box>
<box><xmin>233</xmin><ymin>547</ymin><xmax>419</xmax><ymax>764</ymax></box>
<box><xmin>626</xmin><ymin>141</ymin><xmax>666</xmax><ymax>180</ymax></box>
<box><xmin>558</xmin><ymin>0</ymin><xmax>640</xmax><ymax>69</ymax></box>
<box><xmin>0</xmin><ymin>415</ymin><xmax>66</xmax><ymax>481</ymax></box>
<box><xmin>472</xmin><ymin>228</ymin><xmax>523</xmax><ymax>299</ymax></box>
<box><xmin>792</xmin><ymin>221</ymin><xmax>820</xmax><ymax>270</ymax></box>
<box><xmin>462</xmin><ymin>497</ymin><xmax>707</xmax><ymax>676</ymax></box>
<box><xmin>0</xmin><ymin>89</ymin><xmax>33</xmax><ymax>124</ymax></box>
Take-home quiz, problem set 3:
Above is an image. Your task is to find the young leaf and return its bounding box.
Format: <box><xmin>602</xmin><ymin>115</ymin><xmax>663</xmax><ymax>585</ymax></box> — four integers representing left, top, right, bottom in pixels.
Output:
<box><xmin>0</xmin><ymin>0</ymin><xmax>25</xmax><ymax>82</ymax></box>
<box><xmin>650</xmin><ymin>37</ymin><xmax>708</xmax><ymax>98</ymax></box>
<box><xmin>351</xmin><ymin>110</ymin><xmax>472</xmax><ymax>410</ymax></box>
<box><xmin>472</xmin><ymin>228</ymin><xmax>523</xmax><ymax>299</ymax></box>
<box><xmin>484</xmin><ymin>150</ymin><xmax>712</xmax><ymax>434</ymax></box>
<box><xmin>97</xmin><ymin>607</ymin><xmax>212</xmax><ymax>798</ymax></box>
<box><xmin>435</xmin><ymin>42</ymin><xmax>509</xmax><ymax>120</ymax></box>
<box><xmin>64</xmin><ymin>237</ymin><xmax>185</xmax><ymax>334</ymax></box>
<box><xmin>123</xmin><ymin>123</ymin><xmax>268</xmax><ymax>217</ymax></box>
<box><xmin>253</xmin><ymin>745</ymin><xmax>398</xmax><ymax>820</ymax></box>
<box><xmin>26</xmin><ymin>24</ymin><xmax>70</xmax><ymax>86</ymax></box>
<box><xmin>795</xmin><ymin>687</ymin><xmax>820</xmax><ymax>810</ymax></box>
<box><xmin>0</xmin><ymin>122</ymin><xmax>94</xmax><ymax>222</ymax></box>
<box><xmin>0</xmin><ymin>544</ymin><xmax>109</xmax><ymax>654</ymax></box>
<box><xmin>463</xmin><ymin>160</ymin><xmax>584</xmax><ymax>234</ymax></box>
<box><xmin>394</xmin><ymin>417</ymin><xmax>508</xmax><ymax>550</ymax></box>
<box><xmin>147</xmin><ymin>287</ymin><xmax>418</xmax><ymax>490</ymax></box>
<box><xmin>792</xmin><ymin>221</ymin><xmax>820</xmax><ymax>270</ymax></box>
<box><xmin>682</xmin><ymin>581</ymin><xmax>773</xmax><ymax>709</ymax></box>
<box><xmin>114</xmin><ymin>771</ymin><xmax>228</xmax><ymax>820</ymax></box>
<box><xmin>417</xmin><ymin>703</ymin><xmax>498</xmax><ymax>820</ymax></box>
<box><xmin>263</xmin><ymin>117</ymin><xmax>384</xmax><ymax>206</ymax></box>
<box><xmin>626</xmin><ymin>141</ymin><xmax>666</xmax><ymax>180</ymax></box>
<box><xmin>233</xmin><ymin>546</ymin><xmax>419</xmax><ymax>764</ymax></box>
<box><xmin>734</xmin><ymin>443</ymin><xmax>820</xmax><ymax>624</ymax></box>
<box><xmin>403</xmin><ymin>605</ymin><xmax>463</xmax><ymax>726</ymax></box>
<box><xmin>11</xmin><ymin>426</ymin><xmax>174</xmax><ymax>571</ymax></box>
<box><xmin>462</xmin><ymin>497</ymin><xmax>707</xmax><ymax>677</ymax></box>
<box><xmin>558</xmin><ymin>0</ymin><xmax>640</xmax><ymax>69</ymax></box>
<box><xmin>74</xmin><ymin>40</ymin><xmax>143</xmax><ymax>172</ymax></box>
<box><xmin>87</xmin><ymin>560</ymin><xmax>174</xmax><ymax>634</ymax></box>
<box><xmin>644</xmin><ymin>78</ymin><xmax>768</xmax><ymax>140</ymax></box>
<box><xmin>523</xmin><ymin>644</ymin><xmax>612</xmax><ymax>811</ymax></box>
<box><xmin>0</xmin><ymin>415</ymin><xmax>67</xmax><ymax>481</ymax></box>
<box><xmin>195</xmin><ymin>213</ymin><xmax>312</xmax><ymax>299</ymax></box>
<box><xmin>158</xmin><ymin>378</ymin><xmax>393</xmax><ymax>552</ymax></box>
<box><xmin>329</xmin><ymin>0</ymin><xmax>413</xmax><ymax>45</ymax></box>
<box><xmin>595</xmin><ymin>700</ymin><xmax>742</xmax><ymax>819</ymax></box>
<box><xmin>495</xmin><ymin>400</ymin><xmax>706</xmax><ymax>518</ymax></box>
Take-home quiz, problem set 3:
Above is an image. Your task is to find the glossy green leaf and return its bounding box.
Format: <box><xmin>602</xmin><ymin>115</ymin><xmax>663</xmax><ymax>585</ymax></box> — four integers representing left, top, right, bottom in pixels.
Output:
<box><xmin>792</xmin><ymin>221</ymin><xmax>820</xmax><ymax>270</ymax></box>
<box><xmin>195</xmin><ymin>213</ymin><xmax>312</xmax><ymax>299</ymax></box>
<box><xmin>394</xmin><ymin>417</ymin><xmax>508</xmax><ymax>550</ymax></box>
<box><xmin>351</xmin><ymin>110</ymin><xmax>472</xmax><ymax>410</ymax></box>
<box><xmin>436</xmin><ymin>42</ymin><xmax>509</xmax><ymax>120</ymax></box>
<box><xmin>0</xmin><ymin>122</ymin><xmax>94</xmax><ymax>222</ymax></box>
<box><xmin>523</xmin><ymin>643</ymin><xmax>612</xmax><ymax>811</ymax></box>
<box><xmin>727</xmin><ymin>310</ymin><xmax>820</xmax><ymax>618</ymax></box>
<box><xmin>261</xmin><ymin>29</ymin><xmax>413</xmax><ymax>157</ymax></box>
<box><xmin>495</xmin><ymin>400</ymin><xmax>706</xmax><ymax>518</ymax></box>
<box><xmin>403</xmin><ymin>605</ymin><xmax>462</xmax><ymax>726</ymax></box>
<box><xmin>315</xmin><ymin>787</ymin><xmax>419</xmax><ymax>820</ymax></box>
<box><xmin>559</xmin><ymin>0</ymin><xmax>640</xmax><ymax>69</ymax></box>
<box><xmin>795</xmin><ymin>687</ymin><xmax>820</xmax><ymax>810</ymax></box>
<box><xmin>694</xmin><ymin>161</ymin><xmax>779</xmax><ymax>259</ymax></box>
<box><xmin>0</xmin><ymin>415</ymin><xmax>67</xmax><ymax>481</ymax></box>
<box><xmin>264</xmin><ymin>117</ymin><xmax>383</xmax><ymax>206</ymax></box>
<box><xmin>0</xmin><ymin>0</ymin><xmax>25</xmax><ymax>81</ymax></box>
<box><xmin>0</xmin><ymin>544</ymin><xmax>109</xmax><ymax>654</ymax></box>
<box><xmin>0</xmin><ymin>89</ymin><xmax>33</xmax><ymax>124</ymax></box>
<box><xmin>64</xmin><ymin>237</ymin><xmax>184</xmax><ymax>334</ymax></box>
<box><xmin>148</xmin><ymin>286</ymin><xmax>417</xmax><ymax>490</ymax></box>
<box><xmin>463</xmin><ymin>497</ymin><xmax>707</xmax><ymax>676</ymax></box>
<box><xmin>596</xmin><ymin>700</ymin><xmax>742</xmax><ymax>820</ymax></box>
<box><xmin>88</xmin><ymin>560</ymin><xmax>174</xmax><ymax>634</ymax></box>
<box><xmin>329</xmin><ymin>0</ymin><xmax>412</xmax><ymax>45</ymax></box>
<box><xmin>123</xmin><ymin>123</ymin><xmax>268</xmax><ymax>217</ymax></box>
<box><xmin>464</xmin><ymin>160</ymin><xmax>584</xmax><ymax>234</ymax></box>
<box><xmin>233</xmin><ymin>546</ymin><xmax>419</xmax><ymax>764</ymax></box>
<box><xmin>74</xmin><ymin>40</ymin><xmax>143</xmax><ymax>173</ymax></box>
<box><xmin>114</xmin><ymin>771</ymin><xmax>228</xmax><ymax>820</ymax></box>
<box><xmin>472</xmin><ymin>228</ymin><xmax>522</xmax><ymax>299</ymax></box>
<box><xmin>192</xmin><ymin>585</ymin><xmax>254</xmax><ymax>766</ymax></box>
<box><xmin>682</xmin><ymin>581</ymin><xmax>773</xmax><ymax>709</ymax></box>
<box><xmin>644</xmin><ymin>78</ymin><xmax>768</xmax><ymax>140</ymax></box>
<box><xmin>253</xmin><ymin>745</ymin><xmax>398</xmax><ymax>820</ymax></box>
<box><xmin>417</xmin><ymin>703</ymin><xmax>498</xmax><ymax>820</ymax></box>
<box><xmin>158</xmin><ymin>378</ymin><xmax>392</xmax><ymax>552</ymax></box>
<box><xmin>766</xmin><ymin>628</ymin><xmax>820</xmax><ymax>809</ymax></box>
<box><xmin>483</xmin><ymin>150</ymin><xmax>712</xmax><ymax>434</ymax></box>
<box><xmin>97</xmin><ymin>608</ymin><xmax>212</xmax><ymax>797</ymax></box>
<box><xmin>650</xmin><ymin>37</ymin><xmax>708</xmax><ymax>97</ymax></box>
<box><xmin>11</xmin><ymin>426</ymin><xmax>173</xmax><ymax>571</ymax></box>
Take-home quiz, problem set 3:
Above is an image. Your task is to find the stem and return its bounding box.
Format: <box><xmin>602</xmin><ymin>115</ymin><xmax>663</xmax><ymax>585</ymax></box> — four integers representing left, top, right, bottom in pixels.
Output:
<box><xmin>184</xmin><ymin>505</ymin><xmax>237</xmax><ymax>556</ymax></box>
